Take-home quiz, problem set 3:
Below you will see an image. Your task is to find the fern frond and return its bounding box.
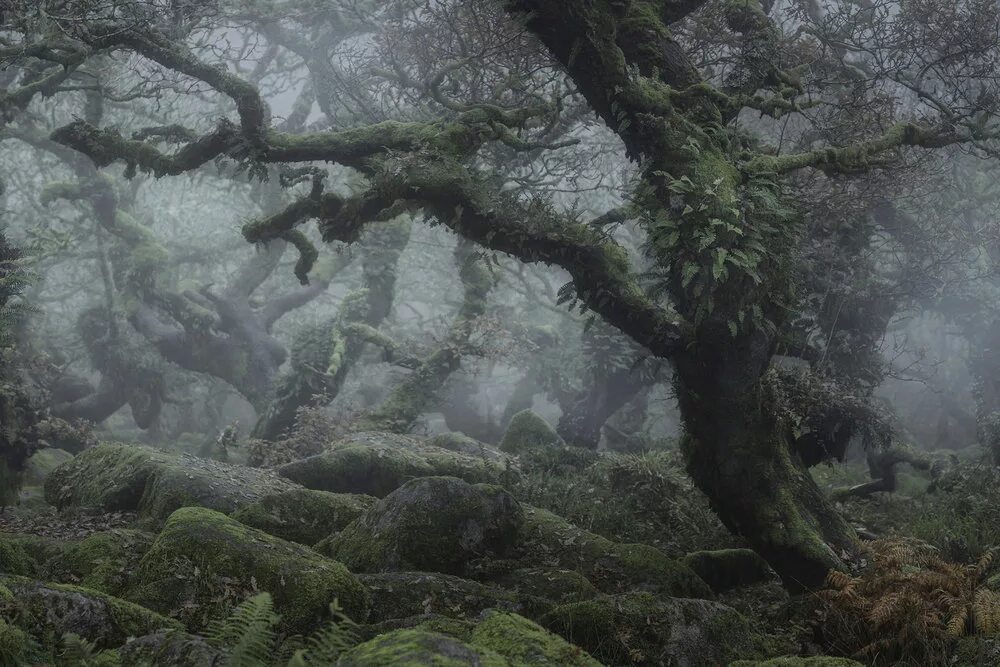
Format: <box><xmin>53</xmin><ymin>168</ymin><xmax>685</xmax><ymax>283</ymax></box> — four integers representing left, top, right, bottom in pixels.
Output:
<box><xmin>287</xmin><ymin>598</ymin><xmax>360</xmax><ymax>666</ymax></box>
<box><xmin>208</xmin><ymin>592</ymin><xmax>279</xmax><ymax>667</ymax></box>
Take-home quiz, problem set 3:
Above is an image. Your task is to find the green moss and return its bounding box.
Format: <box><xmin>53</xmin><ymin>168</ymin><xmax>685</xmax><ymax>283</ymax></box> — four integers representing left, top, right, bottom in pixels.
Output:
<box><xmin>499</xmin><ymin>410</ymin><xmax>564</xmax><ymax>455</ymax></box>
<box><xmin>730</xmin><ymin>659</ymin><xmax>865</xmax><ymax>667</ymax></box>
<box><xmin>45</xmin><ymin>442</ymin><xmax>295</xmax><ymax>525</ymax></box>
<box><xmin>126</xmin><ymin>507</ymin><xmax>369</xmax><ymax>633</ymax></box>
<box><xmin>231</xmin><ymin>489</ymin><xmax>376</xmax><ymax>545</ymax></box>
<box><xmin>339</xmin><ymin>629</ymin><xmax>509</xmax><ymax>666</ymax></box>
<box><xmin>412</xmin><ymin>616</ymin><xmax>476</xmax><ymax>641</ymax></box>
<box><xmin>471</xmin><ymin>611</ymin><xmax>601</xmax><ymax>666</ymax></box>
<box><xmin>278</xmin><ymin>444</ymin><xmax>435</xmax><ymax>497</ymax></box>
<box><xmin>681</xmin><ymin>548</ymin><xmax>775</xmax><ymax>593</ymax></box>
<box><xmin>360</xmin><ymin>572</ymin><xmax>521</xmax><ymax>624</ymax></box>
<box><xmin>278</xmin><ymin>438</ymin><xmax>510</xmax><ymax>497</ymax></box>
<box><xmin>1</xmin><ymin>574</ymin><xmax>181</xmax><ymax>648</ymax></box>
<box><xmin>0</xmin><ymin>619</ymin><xmax>28</xmax><ymax>665</ymax></box>
<box><xmin>43</xmin><ymin>529</ymin><xmax>154</xmax><ymax>595</ymax></box>
<box><xmin>493</xmin><ymin>568</ymin><xmax>599</xmax><ymax>606</ymax></box>
<box><xmin>541</xmin><ymin>592</ymin><xmax>754</xmax><ymax>666</ymax></box>
<box><xmin>23</xmin><ymin>447</ymin><xmax>74</xmax><ymax>486</ymax></box>
<box><xmin>325</xmin><ymin>477</ymin><xmax>523</xmax><ymax>577</ymax></box>
<box><xmin>0</xmin><ymin>534</ymin><xmax>35</xmax><ymax>576</ymax></box>
<box><xmin>517</xmin><ymin>506</ymin><xmax>711</xmax><ymax>598</ymax></box>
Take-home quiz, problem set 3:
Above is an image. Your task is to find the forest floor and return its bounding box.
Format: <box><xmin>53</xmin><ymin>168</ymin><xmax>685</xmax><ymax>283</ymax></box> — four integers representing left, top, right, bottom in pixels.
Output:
<box><xmin>1</xmin><ymin>412</ymin><xmax>997</xmax><ymax>666</ymax></box>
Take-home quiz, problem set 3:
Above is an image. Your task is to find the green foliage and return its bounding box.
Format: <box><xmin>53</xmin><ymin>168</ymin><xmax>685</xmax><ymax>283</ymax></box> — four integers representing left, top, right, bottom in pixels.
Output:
<box><xmin>207</xmin><ymin>592</ymin><xmax>360</xmax><ymax>667</ymax></box>
<box><xmin>0</xmin><ymin>231</ymin><xmax>28</xmax><ymax>346</ymax></box>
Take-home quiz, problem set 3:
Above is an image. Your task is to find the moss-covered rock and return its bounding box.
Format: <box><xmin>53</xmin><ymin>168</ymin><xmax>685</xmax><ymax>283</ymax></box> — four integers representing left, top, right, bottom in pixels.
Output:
<box><xmin>542</xmin><ymin>591</ymin><xmax>754</xmax><ymax>666</ymax></box>
<box><xmin>231</xmin><ymin>488</ymin><xmax>376</xmax><ymax>545</ymax></box>
<box><xmin>119</xmin><ymin>631</ymin><xmax>226</xmax><ymax>666</ymax></box>
<box><xmin>518</xmin><ymin>506</ymin><xmax>711</xmax><ymax>598</ymax></box>
<box><xmin>0</xmin><ymin>574</ymin><xmax>180</xmax><ymax>650</ymax></box>
<box><xmin>44</xmin><ymin>442</ymin><xmax>297</xmax><ymax>525</ymax></box>
<box><xmin>729</xmin><ymin>659</ymin><xmax>865</xmax><ymax>667</ymax></box>
<box><xmin>125</xmin><ymin>507</ymin><xmax>368</xmax><ymax>633</ymax></box>
<box><xmin>471</xmin><ymin>611</ymin><xmax>601</xmax><ymax>666</ymax></box>
<box><xmin>499</xmin><ymin>410</ymin><xmax>563</xmax><ymax>455</ymax></box>
<box><xmin>681</xmin><ymin>548</ymin><xmax>775</xmax><ymax>593</ymax></box>
<box><xmin>0</xmin><ymin>618</ymin><xmax>28</xmax><ymax>665</ymax></box>
<box><xmin>278</xmin><ymin>432</ymin><xmax>509</xmax><ymax>497</ymax></box>
<box><xmin>6</xmin><ymin>534</ymin><xmax>67</xmax><ymax>567</ymax></box>
<box><xmin>360</xmin><ymin>572</ymin><xmax>523</xmax><ymax>623</ymax></box>
<box><xmin>339</xmin><ymin>629</ymin><xmax>509</xmax><ymax>666</ymax></box>
<box><xmin>428</xmin><ymin>432</ymin><xmax>508</xmax><ymax>463</ymax></box>
<box><xmin>490</xmin><ymin>568</ymin><xmax>599</xmax><ymax>606</ymax></box>
<box><xmin>23</xmin><ymin>447</ymin><xmax>74</xmax><ymax>486</ymax></box>
<box><xmin>43</xmin><ymin>529</ymin><xmax>154</xmax><ymax>596</ymax></box>
<box><xmin>0</xmin><ymin>534</ymin><xmax>35</xmax><ymax>576</ymax></box>
<box><xmin>324</xmin><ymin>477</ymin><xmax>523</xmax><ymax>576</ymax></box>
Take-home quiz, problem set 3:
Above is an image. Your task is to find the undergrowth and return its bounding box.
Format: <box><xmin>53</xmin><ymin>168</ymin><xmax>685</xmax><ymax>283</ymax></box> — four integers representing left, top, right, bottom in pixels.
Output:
<box><xmin>820</xmin><ymin>537</ymin><xmax>1000</xmax><ymax>666</ymax></box>
<box><xmin>207</xmin><ymin>592</ymin><xmax>360</xmax><ymax>666</ymax></box>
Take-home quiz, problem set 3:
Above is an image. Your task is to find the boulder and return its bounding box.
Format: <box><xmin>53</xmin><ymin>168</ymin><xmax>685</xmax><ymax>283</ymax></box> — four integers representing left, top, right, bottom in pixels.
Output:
<box><xmin>125</xmin><ymin>507</ymin><xmax>368</xmax><ymax>633</ymax></box>
<box><xmin>499</xmin><ymin>410</ymin><xmax>563</xmax><ymax>455</ymax></box>
<box><xmin>119</xmin><ymin>631</ymin><xmax>226</xmax><ymax>666</ymax></box>
<box><xmin>44</xmin><ymin>443</ymin><xmax>297</xmax><ymax>525</ymax></box>
<box><xmin>23</xmin><ymin>447</ymin><xmax>74</xmax><ymax>486</ymax></box>
<box><xmin>338</xmin><ymin>629</ymin><xmax>507</xmax><ymax>666</ymax></box>
<box><xmin>681</xmin><ymin>548</ymin><xmax>775</xmax><ymax>593</ymax></box>
<box><xmin>42</xmin><ymin>529</ymin><xmax>154</xmax><ymax>596</ymax></box>
<box><xmin>428</xmin><ymin>432</ymin><xmax>508</xmax><ymax>463</ymax></box>
<box><xmin>360</xmin><ymin>572</ymin><xmax>522</xmax><ymax>623</ymax></box>
<box><xmin>0</xmin><ymin>574</ymin><xmax>180</xmax><ymax>650</ymax></box>
<box><xmin>230</xmin><ymin>488</ymin><xmax>376</xmax><ymax>545</ymax></box>
<box><xmin>541</xmin><ymin>592</ymin><xmax>754</xmax><ymax>667</ymax></box>
<box><xmin>278</xmin><ymin>431</ymin><xmax>510</xmax><ymax>497</ymax></box>
<box><xmin>730</xmin><ymin>659</ymin><xmax>864</xmax><ymax>667</ymax></box>
<box><xmin>323</xmin><ymin>477</ymin><xmax>523</xmax><ymax>577</ymax></box>
<box><xmin>471</xmin><ymin>611</ymin><xmax>602</xmax><ymax>667</ymax></box>
<box><xmin>0</xmin><ymin>534</ymin><xmax>35</xmax><ymax>576</ymax></box>
<box><xmin>490</xmin><ymin>568</ymin><xmax>599</xmax><ymax>606</ymax></box>
<box><xmin>518</xmin><ymin>506</ymin><xmax>711</xmax><ymax>598</ymax></box>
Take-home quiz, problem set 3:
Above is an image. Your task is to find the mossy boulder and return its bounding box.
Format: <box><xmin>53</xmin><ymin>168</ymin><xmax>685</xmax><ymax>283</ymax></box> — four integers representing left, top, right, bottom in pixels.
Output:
<box><xmin>324</xmin><ymin>477</ymin><xmax>523</xmax><ymax>576</ymax></box>
<box><xmin>490</xmin><ymin>568</ymin><xmax>599</xmax><ymax>606</ymax></box>
<box><xmin>278</xmin><ymin>432</ymin><xmax>509</xmax><ymax>497</ymax></box>
<box><xmin>0</xmin><ymin>619</ymin><xmax>28</xmax><ymax>665</ymax></box>
<box><xmin>230</xmin><ymin>488</ymin><xmax>376</xmax><ymax>545</ymax></box>
<box><xmin>0</xmin><ymin>574</ymin><xmax>180</xmax><ymax>650</ymax></box>
<box><xmin>23</xmin><ymin>447</ymin><xmax>74</xmax><ymax>486</ymax></box>
<box><xmin>43</xmin><ymin>529</ymin><xmax>154</xmax><ymax>596</ymax></box>
<box><xmin>339</xmin><ymin>629</ymin><xmax>508</xmax><ymax>666</ymax></box>
<box><xmin>681</xmin><ymin>548</ymin><xmax>775</xmax><ymax>593</ymax></box>
<box><xmin>125</xmin><ymin>507</ymin><xmax>369</xmax><ymax>633</ymax></box>
<box><xmin>428</xmin><ymin>432</ymin><xmax>508</xmax><ymax>463</ymax></box>
<box><xmin>729</xmin><ymin>659</ymin><xmax>865</xmax><ymax>667</ymax></box>
<box><xmin>360</xmin><ymin>572</ymin><xmax>523</xmax><ymax>623</ymax></box>
<box><xmin>542</xmin><ymin>591</ymin><xmax>754</xmax><ymax>666</ymax></box>
<box><xmin>518</xmin><ymin>506</ymin><xmax>711</xmax><ymax>598</ymax></box>
<box><xmin>0</xmin><ymin>534</ymin><xmax>35</xmax><ymax>576</ymax></box>
<box><xmin>44</xmin><ymin>442</ymin><xmax>297</xmax><ymax>525</ymax></box>
<box><xmin>471</xmin><ymin>611</ymin><xmax>602</xmax><ymax>666</ymax></box>
<box><xmin>119</xmin><ymin>631</ymin><xmax>226</xmax><ymax>666</ymax></box>
<box><xmin>499</xmin><ymin>410</ymin><xmax>563</xmax><ymax>455</ymax></box>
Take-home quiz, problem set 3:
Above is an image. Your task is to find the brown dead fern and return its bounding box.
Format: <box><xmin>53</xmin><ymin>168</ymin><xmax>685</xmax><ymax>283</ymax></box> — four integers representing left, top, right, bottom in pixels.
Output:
<box><xmin>819</xmin><ymin>538</ymin><xmax>998</xmax><ymax>666</ymax></box>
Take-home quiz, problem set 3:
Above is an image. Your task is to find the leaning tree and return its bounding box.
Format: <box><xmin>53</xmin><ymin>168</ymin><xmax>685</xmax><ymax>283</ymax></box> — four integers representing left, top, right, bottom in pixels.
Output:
<box><xmin>4</xmin><ymin>0</ymin><xmax>1000</xmax><ymax>588</ymax></box>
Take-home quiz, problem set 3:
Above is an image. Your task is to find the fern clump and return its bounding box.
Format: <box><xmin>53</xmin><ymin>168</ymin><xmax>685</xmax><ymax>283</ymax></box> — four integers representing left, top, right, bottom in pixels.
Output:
<box><xmin>819</xmin><ymin>538</ymin><xmax>1000</xmax><ymax>666</ymax></box>
<box><xmin>207</xmin><ymin>592</ymin><xmax>360</xmax><ymax>667</ymax></box>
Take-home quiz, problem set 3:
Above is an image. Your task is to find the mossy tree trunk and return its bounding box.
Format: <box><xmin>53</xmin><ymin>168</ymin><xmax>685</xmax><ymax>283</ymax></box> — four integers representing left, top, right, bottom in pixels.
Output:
<box><xmin>674</xmin><ymin>335</ymin><xmax>857</xmax><ymax>589</ymax></box>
